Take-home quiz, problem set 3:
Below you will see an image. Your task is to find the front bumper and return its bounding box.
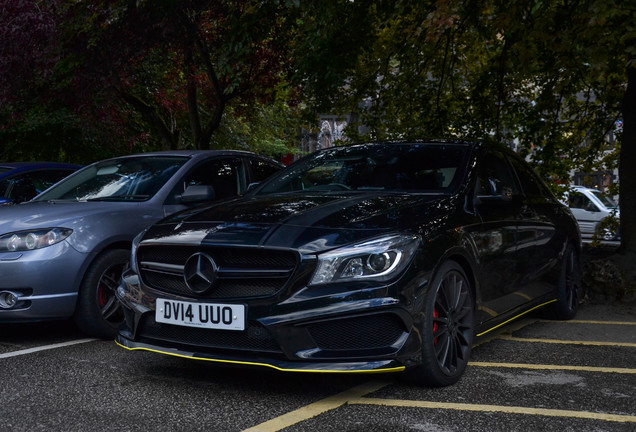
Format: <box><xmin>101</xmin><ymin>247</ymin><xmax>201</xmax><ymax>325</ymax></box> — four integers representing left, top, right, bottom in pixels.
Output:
<box><xmin>116</xmin><ymin>267</ymin><xmax>427</xmax><ymax>372</ymax></box>
<box><xmin>0</xmin><ymin>242</ymin><xmax>85</xmax><ymax>321</ymax></box>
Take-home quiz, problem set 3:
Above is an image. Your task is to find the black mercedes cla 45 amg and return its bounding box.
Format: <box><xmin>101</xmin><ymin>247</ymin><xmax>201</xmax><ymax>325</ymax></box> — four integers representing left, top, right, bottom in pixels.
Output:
<box><xmin>115</xmin><ymin>140</ymin><xmax>582</xmax><ymax>386</ymax></box>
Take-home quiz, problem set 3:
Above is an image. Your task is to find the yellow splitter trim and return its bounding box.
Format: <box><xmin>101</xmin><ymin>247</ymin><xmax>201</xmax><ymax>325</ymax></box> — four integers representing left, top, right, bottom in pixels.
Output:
<box><xmin>114</xmin><ymin>340</ymin><xmax>406</xmax><ymax>374</ymax></box>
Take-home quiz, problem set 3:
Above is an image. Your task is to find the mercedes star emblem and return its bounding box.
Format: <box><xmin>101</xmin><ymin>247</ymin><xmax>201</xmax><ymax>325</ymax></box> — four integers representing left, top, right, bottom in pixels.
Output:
<box><xmin>183</xmin><ymin>253</ymin><xmax>218</xmax><ymax>294</ymax></box>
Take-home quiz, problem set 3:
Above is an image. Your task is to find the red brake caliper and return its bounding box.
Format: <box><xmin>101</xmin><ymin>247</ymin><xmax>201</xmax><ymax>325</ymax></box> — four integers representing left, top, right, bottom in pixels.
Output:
<box><xmin>98</xmin><ymin>284</ymin><xmax>107</xmax><ymax>308</ymax></box>
<box><xmin>433</xmin><ymin>308</ymin><xmax>439</xmax><ymax>346</ymax></box>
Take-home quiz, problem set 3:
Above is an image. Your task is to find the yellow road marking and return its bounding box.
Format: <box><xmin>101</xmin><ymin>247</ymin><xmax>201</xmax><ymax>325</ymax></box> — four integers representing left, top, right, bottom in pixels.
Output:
<box><xmin>477</xmin><ymin>305</ymin><xmax>498</xmax><ymax>317</ymax></box>
<box><xmin>543</xmin><ymin>319</ymin><xmax>636</xmax><ymax>325</ymax></box>
<box><xmin>469</xmin><ymin>361</ymin><xmax>636</xmax><ymax>374</ymax></box>
<box><xmin>242</xmin><ymin>356</ymin><xmax>636</xmax><ymax>431</ymax></box>
<box><xmin>242</xmin><ymin>379</ymin><xmax>393</xmax><ymax>432</ymax></box>
<box><xmin>513</xmin><ymin>292</ymin><xmax>533</xmax><ymax>301</ymax></box>
<box><xmin>351</xmin><ymin>398</ymin><xmax>636</xmax><ymax>424</ymax></box>
<box><xmin>497</xmin><ymin>335</ymin><xmax>636</xmax><ymax>347</ymax></box>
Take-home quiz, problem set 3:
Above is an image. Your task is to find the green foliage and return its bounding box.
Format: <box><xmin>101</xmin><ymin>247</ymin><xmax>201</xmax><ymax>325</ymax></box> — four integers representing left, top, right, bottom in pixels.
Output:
<box><xmin>1</xmin><ymin>0</ymin><xmax>306</xmax><ymax>157</ymax></box>
<box><xmin>591</xmin><ymin>211</ymin><xmax>621</xmax><ymax>247</ymax></box>
<box><xmin>298</xmin><ymin>0</ymin><xmax>631</xmax><ymax>190</ymax></box>
<box><xmin>209</xmin><ymin>89</ymin><xmax>305</xmax><ymax>159</ymax></box>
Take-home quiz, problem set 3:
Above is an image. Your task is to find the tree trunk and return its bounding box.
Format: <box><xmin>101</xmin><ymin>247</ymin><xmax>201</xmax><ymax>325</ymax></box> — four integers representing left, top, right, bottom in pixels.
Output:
<box><xmin>118</xmin><ymin>90</ymin><xmax>179</xmax><ymax>150</ymax></box>
<box><xmin>619</xmin><ymin>63</ymin><xmax>636</xmax><ymax>255</ymax></box>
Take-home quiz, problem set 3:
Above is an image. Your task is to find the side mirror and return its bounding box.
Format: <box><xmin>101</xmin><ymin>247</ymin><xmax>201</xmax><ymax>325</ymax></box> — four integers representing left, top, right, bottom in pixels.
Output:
<box><xmin>475</xmin><ymin>179</ymin><xmax>513</xmax><ymax>204</ymax></box>
<box><xmin>177</xmin><ymin>185</ymin><xmax>215</xmax><ymax>204</ymax></box>
<box><xmin>584</xmin><ymin>202</ymin><xmax>600</xmax><ymax>212</ymax></box>
<box><xmin>246</xmin><ymin>182</ymin><xmax>260</xmax><ymax>192</ymax></box>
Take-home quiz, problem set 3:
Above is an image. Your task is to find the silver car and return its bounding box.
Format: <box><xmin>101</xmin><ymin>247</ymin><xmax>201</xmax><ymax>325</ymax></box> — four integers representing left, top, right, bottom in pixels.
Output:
<box><xmin>567</xmin><ymin>185</ymin><xmax>620</xmax><ymax>240</ymax></box>
<box><xmin>0</xmin><ymin>150</ymin><xmax>283</xmax><ymax>338</ymax></box>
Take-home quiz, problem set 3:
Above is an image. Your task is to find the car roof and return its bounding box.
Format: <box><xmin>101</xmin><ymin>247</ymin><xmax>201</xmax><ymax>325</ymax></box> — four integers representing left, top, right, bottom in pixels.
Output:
<box><xmin>336</xmin><ymin>139</ymin><xmax>476</xmax><ymax>148</ymax></box>
<box><xmin>92</xmin><ymin>150</ymin><xmax>282</xmax><ymax>165</ymax></box>
<box><xmin>571</xmin><ymin>185</ymin><xmax>600</xmax><ymax>192</ymax></box>
<box><xmin>0</xmin><ymin>161</ymin><xmax>82</xmax><ymax>169</ymax></box>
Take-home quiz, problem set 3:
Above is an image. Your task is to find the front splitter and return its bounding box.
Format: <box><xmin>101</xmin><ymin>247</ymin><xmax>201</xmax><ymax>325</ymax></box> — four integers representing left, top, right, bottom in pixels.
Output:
<box><xmin>115</xmin><ymin>335</ymin><xmax>406</xmax><ymax>374</ymax></box>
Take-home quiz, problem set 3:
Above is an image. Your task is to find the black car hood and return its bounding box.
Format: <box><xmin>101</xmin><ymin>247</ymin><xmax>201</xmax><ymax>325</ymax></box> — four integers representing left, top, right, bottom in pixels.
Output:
<box><xmin>143</xmin><ymin>192</ymin><xmax>454</xmax><ymax>253</ymax></box>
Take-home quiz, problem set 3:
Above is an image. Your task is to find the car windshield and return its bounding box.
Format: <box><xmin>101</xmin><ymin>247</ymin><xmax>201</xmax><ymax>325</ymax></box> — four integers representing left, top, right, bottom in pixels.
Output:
<box><xmin>590</xmin><ymin>189</ymin><xmax>618</xmax><ymax>209</ymax></box>
<box><xmin>258</xmin><ymin>143</ymin><xmax>471</xmax><ymax>195</ymax></box>
<box><xmin>34</xmin><ymin>156</ymin><xmax>187</xmax><ymax>202</ymax></box>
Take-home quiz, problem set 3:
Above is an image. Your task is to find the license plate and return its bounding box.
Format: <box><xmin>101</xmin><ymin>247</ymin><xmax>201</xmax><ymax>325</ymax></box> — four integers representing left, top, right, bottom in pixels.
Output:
<box><xmin>155</xmin><ymin>299</ymin><xmax>245</xmax><ymax>331</ymax></box>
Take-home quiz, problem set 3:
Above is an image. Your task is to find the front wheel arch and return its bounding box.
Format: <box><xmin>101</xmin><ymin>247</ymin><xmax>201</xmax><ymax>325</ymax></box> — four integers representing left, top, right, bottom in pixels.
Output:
<box><xmin>403</xmin><ymin>259</ymin><xmax>475</xmax><ymax>387</ymax></box>
<box><xmin>73</xmin><ymin>248</ymin><xmax>130</xmax><ymax>339</ymax></box>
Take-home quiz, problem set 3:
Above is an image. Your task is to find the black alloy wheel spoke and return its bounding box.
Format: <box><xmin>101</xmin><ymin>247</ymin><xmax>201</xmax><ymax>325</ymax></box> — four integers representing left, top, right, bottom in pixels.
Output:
<box><xmin>101</xmin><ymin>295</ymin><xmax>120</xmax><ymax>320</ymax></box>
<box><xmin>433</xmin><ymin>270</ymin><xmax>471</xmax><ymax>374</ymax></box>
<box><xmin>564</xmin><ymin>251</ymin><xmax>578</xmax><ymax>311</ymax></box>
<box><xmin>98</xmin><ymin>264</ymin><xmax>124</xmax><ymax>323</ymax></box>
<box><xmin>436</xmin><ymin>333</ymin><xmax>452</xmax><ymax>368</ymax></box>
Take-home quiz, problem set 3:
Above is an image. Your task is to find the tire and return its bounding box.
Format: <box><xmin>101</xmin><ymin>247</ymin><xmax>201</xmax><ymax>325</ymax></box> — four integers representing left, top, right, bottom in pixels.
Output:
<box><xmin>73</xmin><ymin>249</ymin><xmax>129</xmax><ymax>339</ymax></box>
<box><xmin>548</xmin><ymin>244</ymin><xmax>582</xmax><ymax>320</ymax></box>
<box><xmin>405</xmin><ymin>261</ymin><xmax>474</xmax><ymax>387</ymax></box>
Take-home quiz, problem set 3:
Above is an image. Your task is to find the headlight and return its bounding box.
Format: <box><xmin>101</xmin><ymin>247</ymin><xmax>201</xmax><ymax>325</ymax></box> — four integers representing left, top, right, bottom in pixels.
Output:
<box><xmin>309</xmin><ymin>234</ymin><xmax>420</xmax><ymax>285</ymax></box>
<box><xmin>0</xmin><ymin>228</ymin><xmax>73</xmax><ymax>252</ymax></box>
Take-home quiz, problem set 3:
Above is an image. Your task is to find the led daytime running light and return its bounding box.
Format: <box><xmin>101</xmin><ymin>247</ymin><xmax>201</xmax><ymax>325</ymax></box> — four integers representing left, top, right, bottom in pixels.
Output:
<box><xmin>310</xmin><ymin>234</ymin><xmax>419</xmax><ymax>285</ymax></box>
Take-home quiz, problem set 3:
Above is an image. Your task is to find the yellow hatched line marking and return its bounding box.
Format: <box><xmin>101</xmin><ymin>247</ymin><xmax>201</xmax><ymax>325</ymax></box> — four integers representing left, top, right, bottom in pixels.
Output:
<box><xmin>497</xmin><ymin>335</ymin><xmax>636</xmax><ymax>348</ymax></box>
<box><xmin>469</xmin><ymin>361</ymin><xmax>636</xmax><ymax>374</ymax></box>
<box><xmin>242</xmin><ymin>379</ymin><xmax>392</xmax><ymax>432</ymax></box>
<box><xmin>350</xmin><ymin>398</ymin><xmax>636</xmax><ymax>424</ymax></box>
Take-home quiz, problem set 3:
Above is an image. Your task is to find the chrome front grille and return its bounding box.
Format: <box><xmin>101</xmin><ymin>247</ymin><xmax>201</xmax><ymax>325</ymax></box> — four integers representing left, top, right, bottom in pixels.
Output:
<box><xmin>137</xmin><ymin>245</ymin><xmax>298</xmax><ymax>299</ymax></box>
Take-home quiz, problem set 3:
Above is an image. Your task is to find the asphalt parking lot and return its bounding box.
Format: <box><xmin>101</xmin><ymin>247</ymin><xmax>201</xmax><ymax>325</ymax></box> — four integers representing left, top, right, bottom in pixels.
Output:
<box><xmin>1</xmin><ymin>301</ymin><xmax>635</xmax><ymax>432</ymax></box>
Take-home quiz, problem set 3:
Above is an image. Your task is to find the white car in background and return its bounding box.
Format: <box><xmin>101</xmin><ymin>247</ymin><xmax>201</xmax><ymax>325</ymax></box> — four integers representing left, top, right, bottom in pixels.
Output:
<box><xmin>567</xmin><ymin>185</ymin><xmax>620</xmax><ymax>241</ymax></box>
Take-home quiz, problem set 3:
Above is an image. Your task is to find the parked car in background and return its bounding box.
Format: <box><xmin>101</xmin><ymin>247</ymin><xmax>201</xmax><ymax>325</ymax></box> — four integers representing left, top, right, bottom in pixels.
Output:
<box><xmin>567</xmin><ymin>185</ymin><xmax>619</xmax><ymax>241</ymax></box>
<box><xmin>116</xmin><ymin>140</ymin><xmax>582</xmax><ymax>387</ymax></box>
<box><xmin>0</xmin><ymin>162</ymin><xmax>81</xmax><ymax>205</ymax></box>
<box><xmin>0</xmin><ymin>150</ymin><xmax>283</xmax><ymax>338</ymax></box>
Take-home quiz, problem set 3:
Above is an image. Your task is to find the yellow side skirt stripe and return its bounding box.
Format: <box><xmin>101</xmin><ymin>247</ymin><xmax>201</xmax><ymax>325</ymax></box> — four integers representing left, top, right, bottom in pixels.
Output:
<box><xmin>476</xmin><ymin>299</ymin><xmax>557</xmax><ymax>337</ymax></box>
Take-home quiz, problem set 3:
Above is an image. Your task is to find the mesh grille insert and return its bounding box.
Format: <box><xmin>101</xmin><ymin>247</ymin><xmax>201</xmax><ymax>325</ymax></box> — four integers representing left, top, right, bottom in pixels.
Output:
<box><xmin>307</xmin><ymin>313</ymin><xmax>406</xmax><ymax>351</ymax></box>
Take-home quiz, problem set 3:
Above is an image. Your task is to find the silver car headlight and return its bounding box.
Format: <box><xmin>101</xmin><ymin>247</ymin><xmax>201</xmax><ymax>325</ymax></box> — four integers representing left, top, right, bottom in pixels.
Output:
<box><xmin>309</xmin><ymin>234</ymin><xmax>420</xmax><ymax>285</ymax></box>
<box><xmin>0</xmin><ymin>228</ymin><xmax>73</xmax><ymax>252</ymax></box>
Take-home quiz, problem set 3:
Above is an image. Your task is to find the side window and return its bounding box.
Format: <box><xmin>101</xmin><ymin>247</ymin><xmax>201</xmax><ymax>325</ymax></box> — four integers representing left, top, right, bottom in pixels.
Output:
<box><xmin>32</xmin><ymin>170</ymin><xmax>77</xmax><ymax>193</ymax></box>
<box><xmin>0</xmin><ymin>178</ymin><xmax>10</xmax><ymax>198</ymax></box>
<box><xmin>475</xmin><ymin>151</ymin><xmax>519</xmax><ymax>197</ymax></box>
<box><xmin>569</xmin><ymin>192</ymin><xmax>595</xmax><ymax>211</ymax></box>
<box><xmin>5</xmin><ymin>174</ymin><xmax>38</xmax><ymax>203</ymax></box>
<box><xmin>249</xmin><ymin>159</ymin><xmax>282</xmax><ymax>183</ymax></box>
<box><xmin>1</xmin><ymin>170</ymin><xmax>76</xmax><ymax>203</ymax></box>
<box><xmin>507</xmin><ymin>157</ymin><xmax>544</xmax><ymax>199</ymax></box>
<box><xmin>182</xmin><ymin>158</ymin><xmax>244</xmax><ymax>201</ymax></box>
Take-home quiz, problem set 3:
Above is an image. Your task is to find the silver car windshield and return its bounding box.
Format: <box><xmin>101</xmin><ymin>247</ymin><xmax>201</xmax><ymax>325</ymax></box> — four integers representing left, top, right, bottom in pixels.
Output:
<box><xmin>590</xmin><ymin>190</ymin><xmax>618</xmax><ymax>209</ymax></box>
<box><xmin>34</xmin><ymin>156</ymin><xmax>187</xmax><ymax>202</ymax></box>
<box><xmin>258</xmin><ymin>143</ymin><xmax>470</xmax><ymax>194</ymax></box>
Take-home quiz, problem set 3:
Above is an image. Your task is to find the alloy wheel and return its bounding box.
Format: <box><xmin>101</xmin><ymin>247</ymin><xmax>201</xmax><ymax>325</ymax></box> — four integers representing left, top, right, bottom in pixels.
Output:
<box><xmin>97</xmin><ymin>262</ymin><xmax>125</xmax><ymax>325</ymax></box>
<box><xmin>431</xmin><ymin>270</ymin><xmax>473</xmax><ymax>376</ymax></box>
